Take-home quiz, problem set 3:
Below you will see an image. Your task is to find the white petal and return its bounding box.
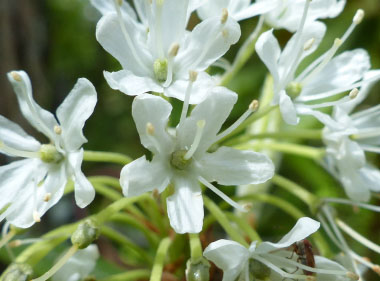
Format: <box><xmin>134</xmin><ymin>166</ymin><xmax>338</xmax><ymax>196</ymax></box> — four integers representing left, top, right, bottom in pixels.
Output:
<box><xmin>56</xmin><ymin>78</ymin><xmax>97</xmax><ymax>151</ymax></box>
<box><xmin>234</xmin><ymin>0</ymin><xmax>280</xmax><ymax>21</ymax></box>
<box><xmin>167</xmin><ymin>176</ymin><xmax>203</xmax><ymax>234</ymax></box>
<box><xmin>68</xmin><ymin>150</ymin><xmax>95</xmax><ymax>208</ymax></box>
<box><xmin>90</xmin><ymin>0</ymin><xmax>137</xmax><ymax>19</ymax></box>
<box><xmin>314</xmin><ymin>256</ymin><xmax>351</xmax><ymax>281</ymax></box>
<box><xmin>297</xmin><ymin>106</ymin><xmax>340</xmax><ymax>128</ymax></box>
<box><xmin>360</xmin><ymin>165</ymin><xmax>380</xmax><ymax>192</ymax></box>
<box><xmin>256</xmin><ymin>217</ymin><xmax>320</xmax><ymax>253</ymax></box>
<box><xmin>255</xmin><ymin>30</ymin><xmax>281</xmax><ymax>85</ymax></box>
<box><xmin>177</xmin><ymin>87</ymin><xmax>237</xmax><ymax>155</ymax></box>
<box><xmin>104</xmin><ymin>70</ymin><xmax>163</xmax><ymax>96</ymax></box>
<box><xmin>199</xmin><ymin>147</ymin><xmax>274</xmax><ymax>185</ymax></box>
<box><xmin>204</xmin><ymin>239</ymin><xmax>249</xmax><ymax>281</ymax></box>
<box><xmin>7</xmin><ymin>71</ymin><xmax>57</xmax><ymax>140</ymax></box>
<box><xmin>120</xmin><ymin>155</ymin><xmax>171</xmax><ymax>197</ymax></box>
<box><xmin>279</xmin><ymin>91</ymin><xmax>299</xmax><ymax>125</ymax></box>
<box><xmin>0</xmin><ymin>115</ymin><xmax>40</xmax><ymax>152</ymax></box>
<box><xmin>132</xmin><ymin>94</ymin><xmax>174</xmax><ymax>154</ymax></box>
<box><xmin>197</xmin><ymin>0</ymin><xmax>231</xmax><ymax>20</ymax></box>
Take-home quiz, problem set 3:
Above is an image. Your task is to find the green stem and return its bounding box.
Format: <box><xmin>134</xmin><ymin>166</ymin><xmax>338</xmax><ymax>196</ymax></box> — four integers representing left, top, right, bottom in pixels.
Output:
<box><xmin>237</xmin><ymin>142</ymin><xmax>326</xmax><ymax>160</ymax></box>
<box><xmin>225</xmin><ymin>212</ymin><xmax>261</xmax><ymax>242</ymax></box>
<box><xmin>203</xmin><ymin>196</ymin><xmax>248</xmax><ymax>246</ymax></box>
<box><xmin>150</xmin><ymin>237</ymin><xmax>172</xmax><ymax>281</ymax></box>
<box><xmin>189</xmin><ymin>233</ymin><xmax>203</xmax><ymax>261</ymax></box>
<box><xmin>98</xmin><ymin>270</ymin><xmax>151</xmax><ymax>281</ymax></box>
<box><xmin>92</xmin><ymin>182</ymin><xmax>123</xmax><ymax>201</ymax></box>
<box><xmin>88</xmin><ymin>176</ymin><xmax>121</xmax><ymax>190</ymax></box>
<box><xmin>83</xmin><ymin>150</ymin><xmax>132</xmax><ymax>165</ymax></box>
<box><xmin>0</xmin><ymin>229</ymin><xmax>16</xmax><ymax>250</ymax></box>
<box><xmin>138</xmin><ymin>197</ymin><xmax>167</xmax><ymax>235</ymax></box>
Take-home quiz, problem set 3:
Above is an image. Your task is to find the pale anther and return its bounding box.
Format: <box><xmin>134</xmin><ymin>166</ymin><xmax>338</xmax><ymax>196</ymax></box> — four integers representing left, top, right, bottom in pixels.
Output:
<box><xmin>197</xmin><ymin>119</ymin><xmax>206</xmax><ymax>129</ymax></box>
<box><xmin>11</xmin><ymin>71</ymin><xmax>22</xmax><ymax>82</ymax></box>
<box><xmin>189</xmin><ymin>71</ymin><xmax>198</xmax><ymax>82</ymax></box>
<box><xmin>116</xmin><ymin>0</ymin><xmax>123</xmax><ymax>6</ymax></box>
<box><xmin>33</xmin><ymin>211</ymin><xmax>41</xmax><ymax>223</ymax></box>
<box><xmin>349</xmin><ymin>88</ymin><xmax>359</xmax><ymax>99</ymax></box>
<box><xmin>303</xmin><ymin>38</ymin><xmax>315</xmax><ymax>51</ymax></box>
<box><xmin>44</xmin><ymin>193</ymin><xmax>52</xmax><ymax>202</ymax></box>
<box><xmin>334</xmin><ymin>38</ymin><xmax>343</xmax><ymax>47</ymax></box>
<box><xmin>221</xmin><ymin>8</ymin><xmax>228</xmax><ymax>24</ymax></box>
<box><xmin>54</xmin><ymin>125</ymin><xmax>62</xmax><ymax>135</ymax></box>
<box><xmin>249</xmin><ymin>100</ymin><xmax>259</xmax><ymax>112</ymax></box>
<box><xmin>9</xmin><ymin>240</ymin><xmax>22</xmax><ymax>248</ymax></box>
<box><xmin>146</xmin><ymin>122</ymin><xmax>155</xmax><ymax>136</ymax></box>
<box><xmin>373</xmin><ymin>265</ymin><xmax>380</xmax><ymax>275</ymax></box>
<box><xmin>353</xmin><ymin>9</ymin><xmax>365</xmax><ymax>25</ymax></box>
<box><xmin>222</xmin><ymin>29</ymin><xmax>229</xmax><ymax>38</ymax></box>
<box><xmin>169</xmin><ymin>43</ymin><xmax>180</xmax><ymax>57</ymax></box>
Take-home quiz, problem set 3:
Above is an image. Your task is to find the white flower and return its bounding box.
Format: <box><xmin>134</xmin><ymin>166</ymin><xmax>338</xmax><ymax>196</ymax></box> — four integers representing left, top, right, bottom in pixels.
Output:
<box><xmin>120</xmin><ymin>86</ymin><xmax>274</xmax><ymax>234</ymax></box>
<box><xmin>197</xmin><ymin>0</ymin><xmax>280</xmax><ymax>22</ymax></box>
<box><xmin>255</xmin><ymin>7</ymin><xmax>377</xmax><ymax>125</ymax></box>
<box><xmin>322</xmin><ymin>70</ymin><xmax>380</xmax><ymax>202</ymax></box>
<box><xmin>0</xmin><ymin>71</ymin><xmax>97</xmax><ymax>228</ymax></box>
<box><xmin>95</xmin><ymin>0</ymin><xmax>240</xmax><ymax>104</ymax></box>
<box><xmin>204</xmin><ymin>217</ymin><xmax>355</xmax><ymax>281</ymax></box>
<box><xmin>262</xmin><ymin>0</ymin><xmax>346</xmax><ymax>32</ymax></box>
<box><xmin>52</xmin><ymin>244</ymin><xmax>99</xmax><ymax>281</ymax></box>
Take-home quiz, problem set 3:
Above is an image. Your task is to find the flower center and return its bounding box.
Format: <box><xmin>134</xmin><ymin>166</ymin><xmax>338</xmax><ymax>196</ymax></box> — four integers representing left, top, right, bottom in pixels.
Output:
<box><xmin>170</xmin><ymin>150</ymin><xmax>192</xmax><ymax>170</ymax></box>
<box><xmin>39</xmin><ymin>144</ymin><xmax>63</xmax><ymax>164</ymax></box>
<box><xmin>153</xmin><ymin>58</ymin><xmax>168</xmax><ymax>83</ymax></box>
<box><xmin>286</xmin><ymin>81</ymin><xmax>303</xmax><ymax>99</ymax></box>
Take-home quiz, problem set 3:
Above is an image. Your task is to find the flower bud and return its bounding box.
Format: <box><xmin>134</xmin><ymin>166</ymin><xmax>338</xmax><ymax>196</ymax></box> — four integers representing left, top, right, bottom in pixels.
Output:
<box><xmin>1</xmin><ymin>263</ymin><xmax>33</xmax><ymax>281</ymax></box>
<box><xmin>185</xmin><ymin>257</ymin><xmax>210</xmax><ymax>281</ymax></box>
<box><xmin>249</xmin><ymin>259</ymin><xmax>271</xmax><ymax>280</ymax></box>
<box><xmin>71</xmin><ymin>219</ymin><xmax>100</xmax><ymax>249</ymax></box>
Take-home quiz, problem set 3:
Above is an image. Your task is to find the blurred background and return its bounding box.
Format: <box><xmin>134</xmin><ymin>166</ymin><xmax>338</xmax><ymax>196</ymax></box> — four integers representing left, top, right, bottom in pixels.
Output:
<box><xmin>0</xmin><ymin>0</ymin><xmax>379</xmax><ymax>279</ymax></box>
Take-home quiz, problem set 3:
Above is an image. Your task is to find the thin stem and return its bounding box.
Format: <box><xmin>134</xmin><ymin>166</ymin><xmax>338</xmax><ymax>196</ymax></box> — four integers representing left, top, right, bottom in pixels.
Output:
<box><xmin>98</xmin><ymin>270</ymin><xmax>151</xmax><ymax>281</ymax></box>
<box><xmin>150</xmin><ymin>237</ymin><xmax>172</xmax><ymax>281</ymax></box>
<box><xmin>31</xmin><ymin>244</ymin><xmax>79</xmax><ymax>281</ymax></box>
<box><xmin>203</xmin><ymin>196</ymin><xmax>248</xmax><ymax>246</ymax></box>
<box><xmin>189</xmin><ymin>233</ymin><xmax>203</xmax><ymax>261</ymax></box>
<box><xmin>0</xmin><ymin>229</ymin><xmax>15</xmax><ymax>250</ymax></box>
<box><xmin>83</xmin><ymin>150</ymin><xmax>132</xmax><ymax>165</ymax></box>
<box><xmin>92</xmin><ymin>182</ymin><xmax>123</xmax><ymax>201</ymax></box>
<box><xmin>225</xmin><ymin>212</ymin><xmax>261</xmax><ymax>242</ymax></box>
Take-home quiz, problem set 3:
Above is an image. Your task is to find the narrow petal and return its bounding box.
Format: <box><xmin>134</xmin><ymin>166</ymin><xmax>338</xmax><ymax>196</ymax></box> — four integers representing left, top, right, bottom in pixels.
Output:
<box><xmin>0</xmin><ymin>115</ymin><xmax>40</xmax><ymax>152</ymax></box>
<box><xmin>197</xmin><ymin>0</ymin><xmax>232</xmax><ymax>20</ymax></box>
<box><xmin>56</xmin><ymin>78</ymin><xmax>97</xmax><ymax>151</ymax></box>
<box><xmin>279</xmin><ymin>91</ymin><xmax>299</xmax><ymax>125</ymax></box>
<box><xmin>120</xmin><ymin>156</ymin><xmax>171</xmax><ymax>197</ymax></box>
<box><xmin>234</xmin><ymin>0</ymin><xmax>280</xmax><ymax>21</ymax></box>
<box><xmin>167</xmin><ymin>176</ymin><xmax>203</xmax><ymax>234</ymax></box>
<box><xmin>104</xmin><ymin>70</ymin><xmax>162</xmax><ymax>97</ymax></box>
<box><xmin>256</xmin><ymin>217</ymin><xmax>320</xmax><ymax>253</ymax></box>
<box><xmin>132</xmin><ymin>94</ymin><xmax>174</xmax><ymax>154</ymax></box>
<box><xmin>360</xmin><ymin>165</ymin><xmax>380</xmax><ymax>192</ymax></box>
<box><xmin>297</xmin><ymin>106</ymin><xmax>340</xmax><ymax>128</ymax></box>
<box><xmin>314</xmin><ymin>255</ymin><xmax>351</xmax><ymax>281</ymax></box>
<box><xmin>91</xmin><ymin>0</ymin><xmax>137</xmax><ymax>19</ymax></box>
<box><xmin>199</xmin><ymin>147</ymin><xmax>274</xmax><ymax>185</ymax></box>
<box><xmin>7</xmin><ymin>71</ymin><xmax>57</xmax><ymax>141</ymax></box>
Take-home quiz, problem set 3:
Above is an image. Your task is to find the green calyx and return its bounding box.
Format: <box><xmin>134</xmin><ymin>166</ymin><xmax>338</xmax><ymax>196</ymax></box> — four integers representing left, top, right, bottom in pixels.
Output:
<box><xmin>39</xmin><ymin>144</ymin><xmax>63</xmax><ymax>164</ymax></box>
<box><xmin>153</xmin><ymin>58</ymin><xmax>168</xmax><ymax>83</ymax></box>
<box><xmin>71</xmin><ymin>219</ymin><xmax>100</xmax><ymax>249</ymax></box>
<box><xmin>286</xmin><ymin>81</ymin><xmax>303</xmax><ymax>99</ymax></box>
<box><xmin>171</xmin><ymin>150</ymin><xmax>192</xmax><ymax>170</ymax></box>
<box><xmin>186</xmin><ymin>257</ymin><xmax>210</xmax><ymax>281</ymax></box>
<box><xmin>0</xmin><ymin>263</ymin><xmax>33</xmax><ymax>281</ymax></box>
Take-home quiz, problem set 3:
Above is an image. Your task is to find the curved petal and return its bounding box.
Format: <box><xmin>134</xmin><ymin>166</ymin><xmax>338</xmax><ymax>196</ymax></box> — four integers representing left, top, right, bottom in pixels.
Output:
<box><xmin>0</xmin><ymin>115</ymin><xmax>40</xmax><ymax>152</ymax></box>
<box><xmin>297</xmin><ymin>106</ymin><xmax>340</xmax><ymax>128</ymax></box>
<box><xmin>177</xmin><ymin>87</ymin><xmax>237</xmax><ymax>155</ymax></box>
<box><xmin>104</xmin><ymin>70</ymin><xmax>163</xmax><ymax>96</ymax></box>
<box><xmin>120</xmin><ymin>155</ymin><xmax>171</xmax><ymax>197</ymax></box>
<box><xmin>234</xmin><ymin>0</ymin><xmax>280</xmax><ymax>21</ymax></box>
<box><xmin>7</xmin><ymin>71</ymin><xmax>57</xmax><ymax>141</ymax></box>
<box><xmin>91</xmin><ymin>0</ymin><xmax>137</xmax><ymax>19</ymax></box>
<box><xmin>360</xmin><ymin>165</ymin><xmax>380</xmax><ymax>192</ymax></box>
<box><xmin>132</xmin><ymin>94</ymin><xmax>174</xmax><ymax>154</ymax></box>
<box><xmin>279</xmin><ymin>90</ymin><xmax>299</xmax><ymax>125</ymax></box>
<box><xmin>199</xmin><ymin>147</ymin><xmax>274</xmax><ymax>185</ymax></box>
<box><xmin>314</xmin><ymin>256</ymin><xmax>351</xmax><ymax>281</ymax></box>
<box><xmin>167</xmin><ymin>176</ymin><xmax>203</xmax><ymax>234</ymax></box>
<box><xmin>256</xmin><ymin>217</ymin><xmax>320</xmax><ymax>253</ymax></box>
<box><xmin>57</xmin><ymin>78</ymin><xmax>97</xmax><ymax>151</ymax></box>
<box><xmin>197</xmin><ymin>0</ymin><xmax>232</xmax><ymax>20</ymax></box>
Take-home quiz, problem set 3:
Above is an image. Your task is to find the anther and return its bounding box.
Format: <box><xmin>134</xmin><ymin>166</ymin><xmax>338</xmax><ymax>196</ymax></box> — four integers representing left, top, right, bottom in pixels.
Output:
<box><xmin>116</xmin><ymin>0</ymin><xmax>123</xmax><ymax>6</ymax></box>
<box><xmin>43</xmin><ymin>193</ymin><xmax>52</xmax><ymax>202</ymax></box>
<box><xmin>243</xmin><ymin>203</ymin><xmax>253</xmax><ymax>211</ymax></box>
<box><xmin>349</xmin><ymin>88</ymin><xmax>359</xmax><ymax>99</ymax></box>
<box><xmin>54</xmin><ymin>125</ymin><xmax>62</xmax><ymax>135</ymax></box>
<box><xmin>346</xmin><ymin>272</ymin><xmax>360</xmax><ymax>280</ymax></box>
<box><xmin>33</xmin><ymin>211</ymin><xmax>41</xmax><ymax>223</ymax></box>
<box><xmin>334</xmin><ymin>38</ymin><xmax>343</xmax><ymax>47</ymax></box>
<box><xmin>221</xmin><ymin>8</ymin><xmax>228</xmax><ymax>24</ymax></box>
<box><xmin>10</xmin><ymin>71</ymin><xmax>22</xmax><ymax>82</ymax></box>
<box><xmin>9</xmin><ymin>239</ymin><xmax>22</xmax><ymax>248</ymax></box>
<box><xmin>222</xmin><ymin>29</ymin><xmax>229</xmax><ymax>38</ymax></box>
<box><xmin>146</xmin><ymin>122</ymin><xmax>155</xmax><ymax>136</ymax></box>
<box><xmin>249</xmin><ymin>100</ymin><xmax>259</xmax><ymax>112</ymax></box>
<box><xmin>353</xmin><ymin>9</ymin><xmax>365</xmax><ymax>25</ymax></box>
<box><xmin>168</xmin><ymin>43</ymin><xmax>180</xmax><ymax>57</ymax></box>
<box><xmin>189</xmin><ymin>70</ymin><xmax>198</xmax><ymax>82</ymax></box>
<box><xmin>304</xmin><ymin>38</ymin><xmax>315</xmax><ymax>51</ymax></box>
<box><xmin>373</xmin><ymin>265</ymin><xmax>380</xmax><ymax>275</ymax></box>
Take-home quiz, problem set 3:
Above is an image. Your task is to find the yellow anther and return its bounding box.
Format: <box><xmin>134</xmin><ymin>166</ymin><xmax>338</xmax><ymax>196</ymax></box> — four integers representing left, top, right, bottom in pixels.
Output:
<box><xmin>249</xmin><ymin>100</ymin><xmax>259</xmax><ymax>112</ymax></box>
<box><xmin>221</xmin><ymin>8</ymin><xmax>228</xmax><ymax>24</ymax></box>
<box><xmin>146</xmin><ymin>122</ymin><xmax>155</xmax><ymax>136</ymax></box>
<box><xmin>44</xmin><ymin>193</ymin><xmax>52</xmax><ymax>202</ymax></box>
<box><xmin>11</xmin><ymin>71</ymin><xmax>22</xmax><ymax>82</ymax></box>
<box><xmin>54</xmin><ymin>125</ymin><xmax>62</xmax><ymax>135</ymax></box>
<box><xmin>189</xmin><ymin>71</ymin><xmax>198</xmax><ymax>82</ymax></box>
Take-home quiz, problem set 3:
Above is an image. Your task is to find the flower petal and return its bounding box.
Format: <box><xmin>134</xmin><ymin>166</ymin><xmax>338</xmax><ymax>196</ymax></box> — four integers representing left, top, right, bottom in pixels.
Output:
<box><xmin>56</xmin><ymin>78</ymin><xmax>97</xmax><ymax>151</ymax></box>
<box><xmin>314</xmin><ymin>256</ymin><xmax>351</xmax><ymax>281</ymax></box>
<box><xmin>279</xmin><ymin>90</ymin><xmax>299</xmax><ymax>125</ymax></box>
<box><xmin>132</xmin><ymin>94</ymin><xmax>174</xmax><ymax>154</ymax></box>
<box><xmin>360</xmin><ymin>165</ymin><xmax>380</xmax><ymax>192</ymax></box>
<box><xmin>91</xmin><ymin>0</ymin><xmax>137</xmax><ymax>19</ymax></box>
<box><xmin>256</xmin><ymin>217</ymin><xmax>320</xmax><ymax>253</ymax></box>
<box><xmin>120</xmin><ymin>155</ymin><xmax>171</xmax><ymax>197</ymax></box>
<box><xmin>167</xmin><ymin>176</ymin><xmax>203</xmax><ymax>234</ymax></box>
<box><xmin>234</xmin><ymin>0</ymin><xmax>280</xmax><ymax>21</ymax></box>
<box><xmin>199</xmin><ymin>146</ymin><xmax>274</xmax><ymax>185</ymax></box>
<box><xmin>104</xmin><ymin>70</ymin><xmax>162</xmax><ymax>96</ymax></box>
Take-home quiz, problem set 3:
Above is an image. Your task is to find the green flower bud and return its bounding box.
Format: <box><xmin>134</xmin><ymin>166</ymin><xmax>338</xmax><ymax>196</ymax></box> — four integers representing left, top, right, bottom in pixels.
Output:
<box><xmin>71</xmin><ymin>219</ymin><xmax>100</xmax><ymax>249</ymax></box>
<box><xmin>285</xmin><ymin>81</ymin><xmax>303</xmax><ymax>99</ymax></box>
<box><xmin>171</xmin><ymin>150</ymin><xmax>192</xmax><ymax>170</ymax></box>
<box><xmin>1</xmin><ymin>263</ymin><xmax>33</xmax><ymax>281</ymax></box>
<box><xmin>39</xmin><ymin>144</ymin><xmax>63</xmax><ymax>163</ymax></box>
<box><xmin>153</xmin><ymin>58</ymin><xmax>168</xmax><ymax>83</ymax></box>
<box><xmin>185</xmin><ymin>257</ymin><xmax>210</xmax><ymax>281</ymax></box>
<box><xmin>249</xmin><ymin>259</ymin><xmax>271</xmax><ymax>280</ymax></box>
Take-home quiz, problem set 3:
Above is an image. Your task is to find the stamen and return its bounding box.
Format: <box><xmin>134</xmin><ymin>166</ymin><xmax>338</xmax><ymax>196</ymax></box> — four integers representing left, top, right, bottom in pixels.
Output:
<box><xmin>214</xmin><ymin>100</ymin><xmax>259</xmax><ymax>143</ymax></box>
<box><xmin>33</xmin><ymin>211</ymin><xmax>41</xmax><ymax>223</ymax></box>
<box><xmin>0</xmin><ymin>140</ymin><xmax>40</xmax><ymax>159</ymax></box>
<box><xmin>359</xmin><ymin>144</ymin><xmax>380</xmax><ymax>154</ymax></box>
<box><xmin>43</xmin><ymin>193</ymin><xmax>52</xmax><ymax>202</ymax></box>
<box><xmin>168</xmin><ymin>43</ymin><xmax>180</xmax><ymax>57</ymax></box>
<box><xmin>349</xmin><ymin>88</ymin><xmax>359</xmax><ymax>99</ymax></box>
<box><xmin>31</xmin><ymin>244</ymin><xmax>79</xmax><ymax>281</ymax></box>
<box><xmin>184</xmin><ymin>120</ymin><xmax>205</xmax><ymax>160</ymax></box>
<box><xmin>303</xmin><ymin>38</ymin><xmax>315</xmax><ymax>51</ymax></box>
<box><xmin>154</xmin><ymin>0</ymin><xmax>165</xmax><ymax>58</ymax></box>
<box><xmin>302</xmin><ymin>95</ymin><xmax>350</xmax><ymax>109</ymax></box>
<box><xmin>323</xmin><ymin>198</ymin><xmax>380</xmax><ymax>212</ymax></box>
<box><xmin>178</xmin><ymin>71</ymin><xmax>197</xmax><ymax>129</ymax></box>
<box><xmin>10</xmin><ymin>71</ymin><xmax>22</xmax><ymax>82</ymax></box>
<box><xmin>336</xmin><ymin>219</ymin><xmax>380</xmax><ymax>255</ymax></box>
<box><xmin>145</xmin><ymin>122</ymin><xmax>162</xmax><ymax>152</ymax></box>
<box><xmin>198</xmin><ymin>176</ymin><xmax>248</xmax><ymax>212</ymax></box>
<box><xmin>9</xmin><ymin>238</ymin><xmax>42</xmax><ymax>248</ymax></box>
<box><xmin>54</xmin><ymin>125</ymin><xmax>62</xmax><ymax>135</ymax></box>
<box><xmin>116</xmin><ymin>0</ymin><xmax>123</xmax><ymax>6</ymax></box>
<box><xmin>351</xmin><ymin>128</ymin><xmax>380</xmax><ymax>140</ymax></box>
<box><xmin>221</xmin><ymin>8</ymin><xmax>228</xmax><ymax>24</ymax></box>
<box><xmin>341</xmin><ymin>9</ymin><xmax>365</xmax><ymax>44</ymax></box>
<box><xmin>351</xmin><ymin>104</ymin><xmax>380</xmax><ymax>121</ymax></box>
<box><xmin>0</xmin><ymin>227</ymin><xmax>15</xmax><ymax>250</ymax></box>
<box><xmin>146</xmin><ymin>122</ymin><xmax>155</xmax><ymax>136</ymax></box>
<box><xmin>353</xmin><ymin>9</ymin><xmax>365</xmax><ymax>25</ymax></box>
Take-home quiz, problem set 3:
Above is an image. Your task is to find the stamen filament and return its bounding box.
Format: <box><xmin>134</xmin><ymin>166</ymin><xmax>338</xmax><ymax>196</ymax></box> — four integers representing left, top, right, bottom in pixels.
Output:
<box><xmin>154</xmin><ymin>0</ymin><xmax>165</xmax><ymax>59</ymax></box>
<box><xmin>336</xmin><ymin>219</ymin><xmax>380</xmax><ymax>255</ymax></box>
<box><xmin>323</xmin><ymin>198</ymin><xmax>380</xmax><ymax>212</ymax></box>
<box><xmin>0</xmin><ymin>141</ymin><xmax>39</xmax><ymax>159</ymax></box>
<box><xmin>341</xmin><ymin>9</ymin><xmax>364</xmax><ymax>44</ymax></box>
<box><xmin>351</xmin><ymin>128</ymin><xmax>380</xmax><ymax>140</ymax></box>
<box><xmin>198</xmin><ymin>176</ymin><xmax>248</xmax><ymax>212</ymax></box>
<box><xmin>302</xmin><ymin>95</ymin><xmax>350</xmax><ymax>109</ymax></box>
<box><xmin>184</xmin><ymin>120</ymin><xmax>205</xmax><ymax>160</ymax></box>
<box><xmin>178</xmin><ymin>72</ymin><xmax>197</xmax><ymax>129</ymax></box>
<box><xmin>351</xmin><ymin>104</ymin><xmax>380</xmax><ymax>121</ymax></box>
<box><xmin>0</xmin><ymin>229</ymin><xmax>15</xmax><ymax>250</ymax></box>
<box><xmin>31</xmin><ymin>244</ymin><xmax>79</xmax><ymax>281</ymax></box>
<box><xmin>359</xmin><ymin>144</ymin><xmax>380</xmax><ymax>154</ymax></box>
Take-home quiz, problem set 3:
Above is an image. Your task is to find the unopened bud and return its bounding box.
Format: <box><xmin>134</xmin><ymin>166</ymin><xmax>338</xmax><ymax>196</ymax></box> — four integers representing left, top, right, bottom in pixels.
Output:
<box><xmin>353</xmin><ymin>9</ymin><xmax>364</xmax><ymax>25</ymax></box>
<box><xmin>169</xmin><ymin>43</ymin><xmax>180</xmax><ymax>57</ymax></box>
<box><xmin>10</xmin><ymin>72</ymin><xmax>22</xmax><ymax>82</ymax></box>
<box><xmin>71</xmin><ymin>219</ymin><xmax>100</xmax><ymax>249</ymax></box>
<box><xmin>146</xmin><ymin>122</ymin><xmax>155</xmax><ymax>136</ymax></box>
<box><xmin>1</xmin><ymin>263</ymin><xmax>33</xmax><ymax>281</ymax></box>
<box><xmin>349</xmin><ymin>88</ymin><xmax>359</xmax><ymax>99</ymax></box>
<box><xmin>249</xmin><ymin>100</ymin><xmax>259</xmax><ymax>112</ymax></box>
<box><xmin>249</xmin><ymin>259</ymin><xmax>271</xmax><ymax>279</ymax></box>
<box><xmin>303</xmin><ymin>38</ymin><xmax>315</xmax><ymax>51</ymax></box>
<box><xmin>185</xmin><ymin>257</ymin><xmax>210</xmax><ymax>281</ymax></box>
<box><xmin>221</xmin><ymin>8</ymin><xmax>228</xmax><ymax>24</ymax></box>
